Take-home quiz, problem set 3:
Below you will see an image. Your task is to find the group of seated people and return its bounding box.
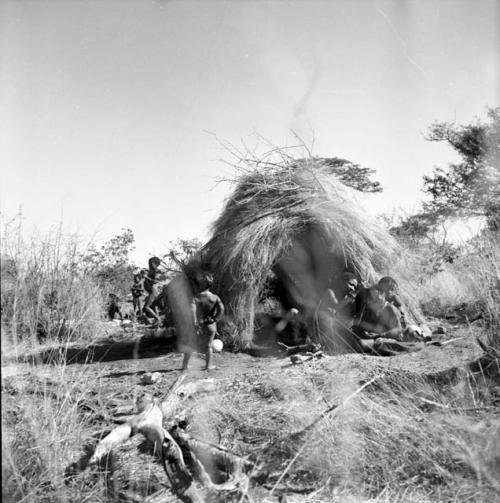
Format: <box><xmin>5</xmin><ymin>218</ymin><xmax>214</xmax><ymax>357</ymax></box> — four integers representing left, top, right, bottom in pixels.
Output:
<box><xmin>319</xmin><ymin>272</ymin><xmax>424</xmax><ymax>355</ymax></box>
<box><xmin>266</xmin><ymin>272</ymin><xmax>423</xmax><ymax>357</ymax></box>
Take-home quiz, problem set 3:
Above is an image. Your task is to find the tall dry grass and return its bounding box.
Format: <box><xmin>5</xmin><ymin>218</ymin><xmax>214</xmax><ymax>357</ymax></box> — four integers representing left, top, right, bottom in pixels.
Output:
<box><xmin>198</xmin><ymin>365</ymin><xmax>500</xmax><ymax>502</ymax></box>
<box><xmin>402</xmin><ymin>230</ymin><xmax>500</xmax><ymax>349</ymax></box>
<box><xmin>2</xmin><ymin>364</ymin><xmax>110</xmax><ymax>503</ymax></box>
<box><xmin>0</xmin><ymin>217</ymin><xmax>113</xmax><ymax>501</ymax></box>
<box><xmin>1</xmin><ymin>216</ymin><xmax>105</xmax><ymax>355</ymax></box>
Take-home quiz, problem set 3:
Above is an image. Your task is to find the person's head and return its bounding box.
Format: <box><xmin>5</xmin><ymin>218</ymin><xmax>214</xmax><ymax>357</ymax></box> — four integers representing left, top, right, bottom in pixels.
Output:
<box><xmin>377</xmin><ymin>276</ymin><xmax>398</xmax><ymax>298</ymax></box>
<box><xmin>342</xmin><ymin>272</ymin><xmax>359</xmax><ymax>297</ymax></box>
<box><xmin>366</xmin><ymin>287</ymin><xmax>385</xmax><ymax>311</ymax></box>
<box><xmin>195</xmin><ymin>270</ymin><xmax>213</xmax><ymax>290</ymax></box>
<box><xmin>148</xmin><ymin>256</ymin><xmax>161</xmax><ymax>270</ymax></box>
<box><xmin>133</xmin><ymin>272</ymin><xmax>142</xmax><ymax>283</ymax></box>
<box><xmin>203</xmin><ymin>272</ymin><xmax>214</xmax><ymax>290</ymax></box>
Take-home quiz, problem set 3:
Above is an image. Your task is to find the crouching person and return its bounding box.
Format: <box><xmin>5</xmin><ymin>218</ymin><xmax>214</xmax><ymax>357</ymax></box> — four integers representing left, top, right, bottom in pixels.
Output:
<box><xmin>182</xmin><ymin>273</ymin><xmax>224</xmax><ymax>371</ymax></box>
<box><xmin>107</xmin><ymin>294</ymin><xmax>123</xmax><ymax>321</ymax></box>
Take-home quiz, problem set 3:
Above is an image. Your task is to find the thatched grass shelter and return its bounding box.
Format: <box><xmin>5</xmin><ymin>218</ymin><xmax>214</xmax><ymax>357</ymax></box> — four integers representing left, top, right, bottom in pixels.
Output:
<box><xmin>192</xmin><ymin>154</ymin><xmax>411</xmax><ymax>351</ymax></box>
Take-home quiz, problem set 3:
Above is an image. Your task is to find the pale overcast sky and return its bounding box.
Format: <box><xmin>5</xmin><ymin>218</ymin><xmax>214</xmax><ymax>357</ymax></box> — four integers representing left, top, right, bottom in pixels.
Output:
<box><xmin>1</xmin><ymin>0</ymin><xmax>499</xmax><ymax>263</ymax></box>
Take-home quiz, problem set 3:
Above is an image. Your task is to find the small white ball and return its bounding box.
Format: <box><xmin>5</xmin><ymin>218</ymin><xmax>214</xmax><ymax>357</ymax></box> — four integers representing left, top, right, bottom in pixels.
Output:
<box><xmin>212</xmin><ymin>339</ymin><xmax>223</xmax><ymax>352</ymax></box>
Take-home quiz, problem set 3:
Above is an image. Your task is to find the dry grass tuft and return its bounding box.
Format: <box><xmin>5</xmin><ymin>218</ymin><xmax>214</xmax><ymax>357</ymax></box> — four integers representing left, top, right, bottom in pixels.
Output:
<box><xmin>187</xmin><ymin>364</ymin><xmax>500</xmax><ymax>502</ymax></box>
<box><xmin>1</xmin><ymin>365</ymin><xmax>109</xmax><ymax>503</ymax></box>
<box><xmin>1</xmin><ymin>218</ymin><xmax>105</xmax><ymax>353</ymax></box>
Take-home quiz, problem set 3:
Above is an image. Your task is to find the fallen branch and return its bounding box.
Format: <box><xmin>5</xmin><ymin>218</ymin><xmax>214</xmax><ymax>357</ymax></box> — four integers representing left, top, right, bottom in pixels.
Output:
<box><xmin>78</xmin><ymin>375</ymin><xmax>252</xmax><ymax>503</ymax></box>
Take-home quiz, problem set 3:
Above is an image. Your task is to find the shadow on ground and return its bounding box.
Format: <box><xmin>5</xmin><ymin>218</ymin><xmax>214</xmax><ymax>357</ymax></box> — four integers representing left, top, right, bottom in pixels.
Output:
<box><xmin>24</xmin><ymin>334</ymin><xmax>178</xmax><ymax>365</ymax></box>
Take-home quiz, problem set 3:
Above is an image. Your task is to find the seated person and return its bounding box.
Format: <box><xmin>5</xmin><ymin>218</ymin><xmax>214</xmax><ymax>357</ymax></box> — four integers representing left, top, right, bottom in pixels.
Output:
<box><xmin>377</xmin><ymin>276</ymin><xmax>407</xmax><ymax>328</ymax></box>
<box><xmin>377</xmin><ymin>276</ymin><xmax>425</xmax><ymax>341</ymax></box>
<box><xmin>323</xmin><ymin>272</ymin><xmax>359</xmax><ymax>325</ymax></box>
<box><xmin>352</xmin><ymin>286</ymin><xmax>420</xmax><ymax>356</ymax></box>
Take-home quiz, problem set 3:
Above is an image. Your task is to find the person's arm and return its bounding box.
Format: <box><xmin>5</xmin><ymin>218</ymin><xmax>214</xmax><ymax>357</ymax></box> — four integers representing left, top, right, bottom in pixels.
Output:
<box><xmin>192</xmin><ymin>298</ymin><xmax>199</xmax><ymax>327</ymax></box>
<box><xmin>388</xmin><ymin>294</ymin><xmax>403</xmax><ymax>309</ymax></box>
<box><xmin>336</xmin><ymin>294</ymin><xmax>356</xmax><ymax>312</ymax></box>
<box><xmin>379</xmin><ymin>306</ymin><xmax>403</xmax><ymax>340</ymax></box>
<box><xmin>325</xmin><ymin>289</ymin><xmax>339</xmax><ymax>311</ymax></box>
<box><xmin>353</xmin><ymin>318</ymin><xmax>380</xmax><ymax>336</ymax></box>
<box><xmin>213</xmin><ymin>296</ymin><xmax>224</xmax><ymax>322</ymax></box>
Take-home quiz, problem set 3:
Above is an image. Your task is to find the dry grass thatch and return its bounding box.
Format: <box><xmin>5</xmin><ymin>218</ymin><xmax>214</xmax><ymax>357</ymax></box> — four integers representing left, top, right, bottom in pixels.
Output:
<box><xmin>197</xmin><ymin>152</ymin><xmax>407</xmax><ymax>346</ymax></box>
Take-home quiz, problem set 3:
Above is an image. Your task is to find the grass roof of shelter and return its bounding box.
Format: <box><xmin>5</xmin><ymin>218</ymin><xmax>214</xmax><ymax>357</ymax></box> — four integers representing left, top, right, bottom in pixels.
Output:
<box><xmin>202</xmin><ymin>147</ymin><xmax>398</xmax><ymax>290</ymax></box>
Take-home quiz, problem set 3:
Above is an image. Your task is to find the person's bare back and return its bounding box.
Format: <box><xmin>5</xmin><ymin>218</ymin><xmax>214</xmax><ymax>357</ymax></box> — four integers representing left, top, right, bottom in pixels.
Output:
<box><xmin>182</xmin><ymin>273</ymin><xmax>224</xmax><ymax>371</ymax></box>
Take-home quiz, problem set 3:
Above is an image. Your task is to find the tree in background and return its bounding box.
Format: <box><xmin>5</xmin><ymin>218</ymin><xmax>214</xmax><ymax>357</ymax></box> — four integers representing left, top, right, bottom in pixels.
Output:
<box><xmin>422</xmin><ymin>107</ymin><xmax>500</xmax><ymax>231</ymax></box>
<box><xmin>161</xmin><ymin>238</ymin><xmax>203</xmax><ymax>274</ymax></box>
<box><xmin>81</xmin><ymin>228</ymin><xmax>136</xmax><ymax>296</ymax></box>
<box><xmin>316</xmin><ymin>157</ymin><xmax>383</xmax><ymax>193</ymax></box>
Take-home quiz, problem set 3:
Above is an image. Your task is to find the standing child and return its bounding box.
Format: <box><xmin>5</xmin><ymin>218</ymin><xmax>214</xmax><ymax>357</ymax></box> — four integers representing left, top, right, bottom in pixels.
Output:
<box><xmin>131</xmin><ymin>270</ymin><xmax>146</xmax><ymax>320</ymax></box>
<box><xmin>143</xmin><ymin>256</ymin><xmax>163</xmax><ymax>325</ymax></box>
<box><xmin>182</xmin><ymin>273</ymin><xmax>224</xmax><ymax>371</ymax></box>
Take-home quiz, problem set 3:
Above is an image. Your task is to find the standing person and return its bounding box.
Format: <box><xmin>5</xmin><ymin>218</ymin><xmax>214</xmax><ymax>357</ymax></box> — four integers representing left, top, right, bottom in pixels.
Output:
<box><xmin>131</xmin><ymin>270</ymin><xmax>145</xmax><ymax>320</ymax></box>
<box><xmin>143</xmin><ymin>256</ymin><xmax>163</xmax><ymax>325</ymax></box>
<box><xmin>182</xmin><ymin>273</ymin><xmax>224</xmax><ymax>371</ymax></box>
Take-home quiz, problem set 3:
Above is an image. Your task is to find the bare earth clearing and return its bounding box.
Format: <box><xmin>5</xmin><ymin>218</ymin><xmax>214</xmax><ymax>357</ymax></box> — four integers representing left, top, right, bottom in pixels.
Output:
<box><xmin>2</xmin><ymin>322</ymin><xmax>498</xmax><ymax>503</ymax></box>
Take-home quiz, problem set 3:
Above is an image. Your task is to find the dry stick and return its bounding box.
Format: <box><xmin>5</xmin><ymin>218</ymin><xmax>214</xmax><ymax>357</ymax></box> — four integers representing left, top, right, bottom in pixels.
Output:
<box><xmin>89</xmin><ymin>375</ymin><xmax>187</xmax><ymax>464</ymax></box>
<box><xmin>269</xmin><ymin>375</ymin><xmax>382</xmax><ymax>496</ymax></box>
<box><xmin>475</xmin><ymin>336</ymin><xmax>500</xmax><ymax>358</ymax></box>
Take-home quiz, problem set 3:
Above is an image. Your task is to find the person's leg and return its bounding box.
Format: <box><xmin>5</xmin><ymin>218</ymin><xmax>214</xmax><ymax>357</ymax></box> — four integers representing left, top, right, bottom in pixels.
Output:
<box><xmin>204</xmin><ymin>323</ymin><xmax>217</xmax><ymax>370</ymax></box>
<box><xmin>182</xmin><ymin>351</ymin><xmax>192</xmax><ymax>370</ymax></box>
<box><xmin>143</xmin><ymin>286</ymin><xmax>161</xmax><ymax>324</ymax></box>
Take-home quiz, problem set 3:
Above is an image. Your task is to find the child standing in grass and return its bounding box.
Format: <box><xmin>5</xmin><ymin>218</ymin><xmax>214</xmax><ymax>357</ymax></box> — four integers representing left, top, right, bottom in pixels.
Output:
<box><xmin>131</xmin><ymin>270</ymin><xmax>145</xmax><ymax>319</ymax></box>
<box><xmin>182</xmin><ymin>273</ymin><xmax>224</xmax><ymax>371</ymax></box>
<box><xmin>143</xmin><ymin>256</ymin><xmax>163</xmax><ymax>325</ymax></box>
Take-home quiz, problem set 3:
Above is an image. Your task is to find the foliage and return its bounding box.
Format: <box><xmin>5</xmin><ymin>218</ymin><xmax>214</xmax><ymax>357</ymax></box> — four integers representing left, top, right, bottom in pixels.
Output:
<box><xmin>314</xmin><ymin>157</ymin><xmax>383</xmax><ymax>193</ymax></box>
<box><xmin>80</xmin><ymin>228</ymin><xmax>136</xmax><ymax>297</ymax></box>
<box><xmin>423</xmin><ymin>107</ymin><xmax>500</xmax><ymax>230</ymax></box>
<box><xmin>388</xmin><ymin>211</ymin><xmax>461</xmax><ymax>277</ymax></box>
<box><xmin>1</xmin><ymin>217</ymin><xmax>103</xmax><ymax>345</ymax></box>
<box><xmin>161</xmin><ymin>237</ymin><xmax>203</xmax><ymax>274</ymax></box>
